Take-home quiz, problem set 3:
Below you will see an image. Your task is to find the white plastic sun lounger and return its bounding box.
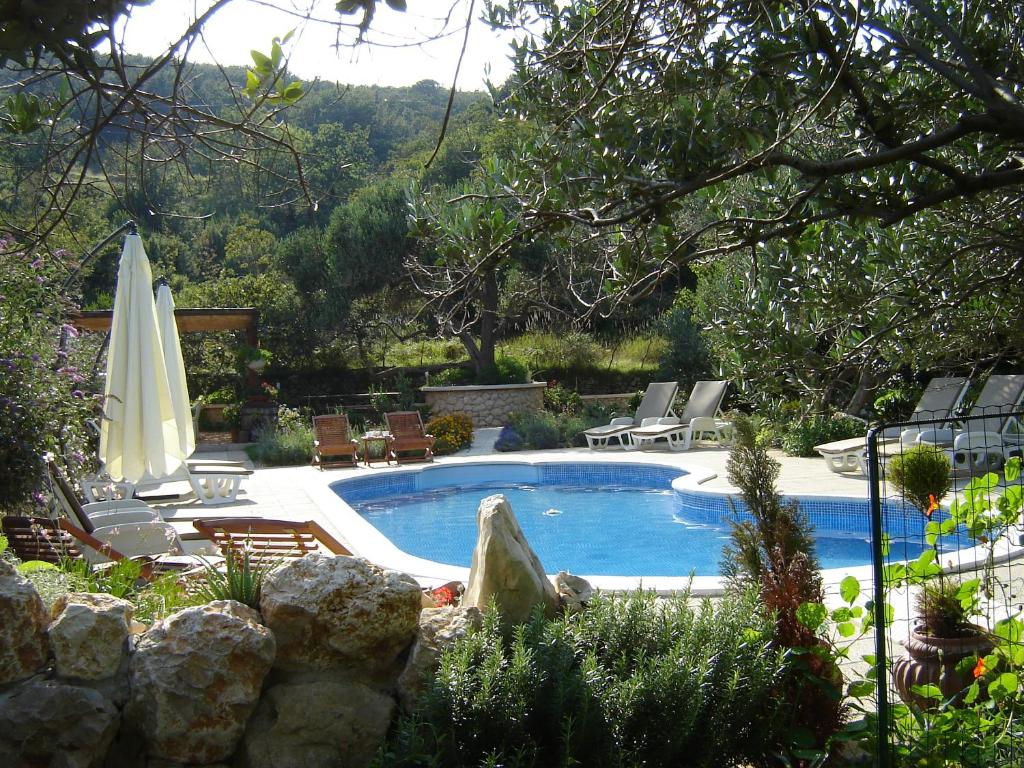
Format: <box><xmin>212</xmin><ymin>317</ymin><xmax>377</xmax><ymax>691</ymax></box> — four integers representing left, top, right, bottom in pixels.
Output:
<box><xmin>583</xmin><ymin>381</ymin><xmax>679</xmax><ymax>449</ymax></box>
<box><xmin>626</xmin><ymin>380</ymin><xmax>732</xmax><ymax>451</ymax></box>
<box><xmin>916</xmin><ymin>374</ymin><xmax>1024</xmax><ymax>475</ymax></box>
<box><xmin>814</xmin><ymin>376</ymin><xmax>970</xmax><ymax>475</ymax></box>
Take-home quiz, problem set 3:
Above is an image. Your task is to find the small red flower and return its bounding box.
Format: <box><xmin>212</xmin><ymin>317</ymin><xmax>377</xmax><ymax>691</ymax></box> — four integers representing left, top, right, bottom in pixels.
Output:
<box><xmin>925</xmin><ymin>494</ymin><xmax>939</xmax><ymax>519</ymax></box>
<box><xmin>973</xmin><ymin>657</ymin><xmax>986</xmax><ymax>679</ymax></box>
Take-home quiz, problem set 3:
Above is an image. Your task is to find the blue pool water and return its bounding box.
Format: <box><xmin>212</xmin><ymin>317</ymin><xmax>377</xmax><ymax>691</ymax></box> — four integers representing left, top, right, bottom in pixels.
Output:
<box><xmin>344</xmin><ymin>474</ymin><xmax>934</xmax><ymax>577</ymax></box>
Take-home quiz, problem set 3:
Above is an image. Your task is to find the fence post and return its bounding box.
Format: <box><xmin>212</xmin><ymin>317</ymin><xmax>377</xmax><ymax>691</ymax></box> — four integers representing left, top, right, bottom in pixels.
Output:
<box><xmin>867</xmin><ymin>426</ymin><xmax>890</xmax><ymax>768</ymax></box>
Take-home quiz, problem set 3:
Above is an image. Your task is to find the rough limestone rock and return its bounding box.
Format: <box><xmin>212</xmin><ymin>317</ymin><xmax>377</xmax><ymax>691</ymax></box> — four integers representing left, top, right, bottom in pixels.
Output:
<box><xmin>260</xmin><ymin>554</ymin><xmax>422</xmax><ymax>672</ymax></box>
<box><xmin>0</xmin><ymin>559</ymin><xmax>49</xmax><ymax>684</ymax></box>
<box><xmin>239</xmin><ymin>679</ymin><xmax>395</xmax><ymax>768</ymax></box>
<box><xmin>463</xmin><ymin>494</ymin><xmax>560</xmax><ymax>624</ymax></box>
<box><xmin>125</xmin><ymin>600</ymin><xmax>275</xmax><ymax>765</ymax></box>
<box><xmin>0</xmin><ymin>678</ymin><xmax>118</xmax><ymax>768</ymax></box>
<box><xmin>50</xmin><ymin>592</ymin><xmax>133</xmax><ymax>681</ymax></box>
<box><xmin>555</xmin><ymin>571</ymin><xmax>594</xmax><ymax>613</ymax></box>
<box><xmin>397</xmin><ymin>605</ymin><xmax>483</xmax><ymax>711</ymax></box>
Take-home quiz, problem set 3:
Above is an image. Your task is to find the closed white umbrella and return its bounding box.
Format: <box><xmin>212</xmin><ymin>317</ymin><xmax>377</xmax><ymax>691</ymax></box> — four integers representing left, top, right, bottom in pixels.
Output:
<box><xmin>99</xmin><ymin>232</ymin><xmax>185</xmax><ymax>483</ymax></box>
<box><xmin>155</xmin><ymin>279</ymin><xmax>195</xmax><ymax>459</ymax></box>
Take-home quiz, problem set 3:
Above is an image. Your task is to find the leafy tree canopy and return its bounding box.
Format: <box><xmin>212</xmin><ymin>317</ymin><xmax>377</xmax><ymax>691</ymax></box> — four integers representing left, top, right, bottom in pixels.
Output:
<box><xmin>472</xmin><ymin>0</ymin><xmax>1023</xmax><ymax>306</ymax></box>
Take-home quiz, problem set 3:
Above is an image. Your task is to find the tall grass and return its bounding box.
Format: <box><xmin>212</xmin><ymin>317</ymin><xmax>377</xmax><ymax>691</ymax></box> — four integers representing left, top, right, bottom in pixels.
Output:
<box><xmin>384</xmin><ymin>338</ymin><xmax>466</xmax><ymax>367</ymax></box>
<box><xmin>499</xmin><ymin>331</ymin><xmax>666</xmax><ymax>374</ymax></box>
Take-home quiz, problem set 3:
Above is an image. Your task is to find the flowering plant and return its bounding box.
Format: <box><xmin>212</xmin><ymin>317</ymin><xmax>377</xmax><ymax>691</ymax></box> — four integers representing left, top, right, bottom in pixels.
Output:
<box><xmin>0</xmin><ymin>238</ymin><xmax>95</xmax><ymax>513</ymax></box>
<box><xmin>426</xmin><ymin>412</ymin><xmax>474</xmax><ymax>455</ymax></box>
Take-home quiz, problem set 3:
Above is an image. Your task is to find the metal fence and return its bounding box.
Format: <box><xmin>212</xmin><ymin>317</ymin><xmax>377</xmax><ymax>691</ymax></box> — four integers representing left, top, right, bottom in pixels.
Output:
<box><xmin>865</xmin><ymin>407</ymin><xmax>1024</xmax><ymax>767</ymax></box>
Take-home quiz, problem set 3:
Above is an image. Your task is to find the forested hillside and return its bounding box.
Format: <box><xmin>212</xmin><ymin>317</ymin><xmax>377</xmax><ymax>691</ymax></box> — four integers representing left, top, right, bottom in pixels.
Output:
<box><xmin>0</xmin><ymin>56</ymin><xmax>514</xmax><ymax>389</ymax></box>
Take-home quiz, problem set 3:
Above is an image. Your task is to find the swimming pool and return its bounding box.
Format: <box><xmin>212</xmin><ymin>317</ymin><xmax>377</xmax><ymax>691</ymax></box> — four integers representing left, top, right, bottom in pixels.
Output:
<box><xmin>330</xmin><ymin>461</ymin><xmax>934</xmax><ymax>578</ymax></box>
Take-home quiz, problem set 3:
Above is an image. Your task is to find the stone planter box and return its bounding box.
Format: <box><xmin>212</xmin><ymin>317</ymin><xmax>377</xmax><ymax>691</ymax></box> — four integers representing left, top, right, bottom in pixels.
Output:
<box><xmin>421</xmin><ymin>382</ymin><xmax>546</xmax><ymax>427</ymax></box>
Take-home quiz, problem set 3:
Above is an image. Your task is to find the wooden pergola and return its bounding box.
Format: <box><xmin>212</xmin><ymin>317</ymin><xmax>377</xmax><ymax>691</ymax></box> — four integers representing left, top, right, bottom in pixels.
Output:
<box><xmin>69</xmin><ymin>308</ymin><xmax>259</xmax><ymax>346</ymax></box>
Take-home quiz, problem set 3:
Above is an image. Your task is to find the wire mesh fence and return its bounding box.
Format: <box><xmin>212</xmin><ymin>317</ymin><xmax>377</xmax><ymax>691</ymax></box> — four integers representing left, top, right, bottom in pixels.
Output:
<box><xmin>865</xmin><ymin>405</ymin><xmax>1024</xmax><ymax>767</ymax></box>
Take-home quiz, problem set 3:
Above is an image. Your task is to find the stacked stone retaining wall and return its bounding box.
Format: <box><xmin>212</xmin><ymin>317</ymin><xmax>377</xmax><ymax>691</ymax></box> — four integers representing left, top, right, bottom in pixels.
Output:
<box><xmin>422</xmin><ymin>383</ymin><xmax>546</xmax><ymax>427</ymax></box>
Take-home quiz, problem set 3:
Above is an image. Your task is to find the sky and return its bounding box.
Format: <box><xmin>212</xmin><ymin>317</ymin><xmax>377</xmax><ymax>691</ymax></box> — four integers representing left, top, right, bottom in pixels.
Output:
<box><xmin>117</xmin><ymin>0</ymin><xmax>517</xmax><ymax>90</ymax></box>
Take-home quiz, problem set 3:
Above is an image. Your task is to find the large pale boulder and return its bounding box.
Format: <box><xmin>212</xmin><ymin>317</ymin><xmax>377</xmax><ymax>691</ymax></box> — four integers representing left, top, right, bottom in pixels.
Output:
<box><xmin>397</xmin><ymin>605</ymin><xmax>483</xmax><ymax>711</ymax></box>
<box><xmin>125</xmin><ymin>600</ymin><xmax>275</xmax><ymax>765</ymax></box>
<box><xmin>0</xmin><ymin>559</ymin><xmax>49</xmax><ymax>684</ymax></box>
<box><xmin>462</xmin><ymin>494</ymin><xmax>560</xmax><ymax>624</ymax></box>
<box><xmin>49</xmin><ymin>592</ymin><xmax>133</xmax><ymax>681</ymax></box>
<box><xmin>259</xmin><ymin>554</ymin><xmax>422</xmax><ymax>673</ymax></box>
<box><xmin>0</xmin><ymin>679</ymin><xmax>118</xmax><ymax>768</ymax></box>
<box><xmin>239</xmin><ymin>679</ymin><xmax>395</xmax><ymax>768</ymax></box>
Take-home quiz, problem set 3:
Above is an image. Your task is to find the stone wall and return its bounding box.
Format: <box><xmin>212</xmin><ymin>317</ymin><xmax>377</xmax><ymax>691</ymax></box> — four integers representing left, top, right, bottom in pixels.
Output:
<box><xmin>422</xmin><ymin>382</ymin><xmax>547</xmax><ymax>427</ymax></box>
<box><xmin>0</xmin><ymin>556</ymin><xmax>478</xmax><ymax>768</ymax></box>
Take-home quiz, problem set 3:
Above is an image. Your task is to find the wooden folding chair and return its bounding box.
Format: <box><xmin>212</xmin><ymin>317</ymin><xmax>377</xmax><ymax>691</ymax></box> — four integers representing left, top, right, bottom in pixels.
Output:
<box><xmin>313</xmin><ymin>413</ymin><xmax>360</xmax><ymax>469</ymax></box>
<box><xmin>384</xmin><ymin>411</ymin><xmax>435</xmax><ymax>464</ymax></box>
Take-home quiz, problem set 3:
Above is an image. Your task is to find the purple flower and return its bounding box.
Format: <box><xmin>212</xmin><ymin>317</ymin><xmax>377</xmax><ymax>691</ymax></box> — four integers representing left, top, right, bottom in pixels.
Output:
<box><xmin>30</xmin><ymin>258</ymin><xmax>43</xmax><ymax>268</ymax></box>
<box><xmin>72</xmin><ymin>389</ymin><xmax>84</xmax><ymax>399</ymax></box>
<box><xmin>61</xmin><ymin>323</ymin><xmax>79</xmax><ymax>338</ymax></box>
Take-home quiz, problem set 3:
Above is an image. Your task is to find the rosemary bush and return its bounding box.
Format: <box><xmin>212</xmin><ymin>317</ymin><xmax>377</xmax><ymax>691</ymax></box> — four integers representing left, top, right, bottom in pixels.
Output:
<box><xmin>381</xmin><ymin>590</ymin><xmax>788</xmax><ymax>768</ymax></box>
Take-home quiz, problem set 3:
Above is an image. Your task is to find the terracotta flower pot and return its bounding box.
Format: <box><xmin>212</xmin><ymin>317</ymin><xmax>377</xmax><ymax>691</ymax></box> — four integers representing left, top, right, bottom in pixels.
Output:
<box><xmin>892</xmin><ymin>625</ymin><xmax>992</xmax><ymax>709</ymax></box>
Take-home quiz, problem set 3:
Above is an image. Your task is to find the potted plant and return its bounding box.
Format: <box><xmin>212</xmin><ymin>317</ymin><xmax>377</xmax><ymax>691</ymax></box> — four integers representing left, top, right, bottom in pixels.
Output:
<box><xmin>887</xmin><ymin>444</ymin><xmax>993</xmax><ymax>708</ymax></box>
<box><xmin>223</xmin><ymin>403</ymin><xmax>245</xmax><ymax>443</ymax></box>
<box><xmin>236</xmin><ymin>345</ymin><xmax>272</xmax><ymax>373</ymax></box>
<box><xmin>892</xmin><ymin>577</ymin><xmax>992</xmax><ymax>708</ymax></box>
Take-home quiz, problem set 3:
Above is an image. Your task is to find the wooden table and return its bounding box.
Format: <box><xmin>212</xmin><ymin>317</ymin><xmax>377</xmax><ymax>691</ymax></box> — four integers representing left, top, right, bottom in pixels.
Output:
<box><xmin>361</xmin><ymin>432</ymin><xmax>393</xmax><ymax>467</ymax></box>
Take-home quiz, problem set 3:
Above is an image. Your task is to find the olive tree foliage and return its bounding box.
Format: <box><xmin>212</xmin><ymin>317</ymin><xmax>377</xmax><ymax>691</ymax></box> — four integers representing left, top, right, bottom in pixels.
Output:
<box><xmin>410</xmin><ymin>154</ymin><xmax>572</xmax><ymax>374</ymax></box>
<box><xmin>437</xmin><ymin>0</ymin><xmax>1024</xmax><ymax>405</ymax></box>
<box><xmin>691</xmin><ymin>205</ymin><xmax>1024</xmax><ymax>413</ymax></box>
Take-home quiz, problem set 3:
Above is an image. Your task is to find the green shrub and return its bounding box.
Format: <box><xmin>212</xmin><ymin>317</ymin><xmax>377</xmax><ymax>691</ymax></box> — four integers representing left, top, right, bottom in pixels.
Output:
<box><xmin>368</xmin><ymin>373</ymin><xmax>417</xmax><ymax>417</ymax></box>
<box><xmin>245</xmin><ymin>407</ymin><xmax>314</xmax><ymax>466</ymax></box>
<box><xmin>559</xmin><ymin>413</ymin><xmax>608</xmax><ymax>447</ymax></box>
<box><xmin>383</xmin><ymin>590</ymin><xmax>789</xmax><ymax>768</ymax></box>
<box><xmin>873</xmin><ymin>383</ymin><xmax>922</xmax><ymax>424</ymax></box>
<box><xmin>1</xmin><ymin>242</ymin><xmax>94</xmax><ymax>514</ymax></box>
<box><xmin>780</xmin><ymin>413</ymin><xmax>863</xmax><ymax>457</ymax></box>
<box><xmin>477</xmin><ymin>354</ymin><xmax>529</xmax><ymax>385</ymax></box>
<box><xmin>543</xmin><ymin>383</ymin><xmax>583</xmax><ymax>414</ymax></box>
<box><xmin>426</xmin><ymin>412</ymin><xmax>474</xmax><ymax>455</ymax></box>
<box><xmin>657</xmin><ymin>307</ymin><xmax>711</xmax><ymax>388</ymax></box>
<box><xmin>493</xmin><ymin>425</ymin><xmax>523</xmax><ymax>452</ymax></box>
<box><xmin>887</xmin><ymin>443</ymin><xmax>952</xmax><ymax>513</ymax></box>
<box><xmin>203</xmin><ymin>386</ymin><xmax>238</xmax><ymax>404</ymax></box>
<box><xmin>509</xmin><ymin>411</ymin><xmax>562</xmax><ymax>449</ymax></box>
<box><xmin>429</xmin><ymin>365</ymin><xmax>471</xmax><ymax>386</ymax></box>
